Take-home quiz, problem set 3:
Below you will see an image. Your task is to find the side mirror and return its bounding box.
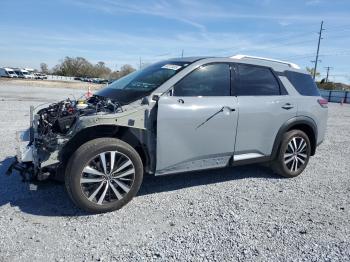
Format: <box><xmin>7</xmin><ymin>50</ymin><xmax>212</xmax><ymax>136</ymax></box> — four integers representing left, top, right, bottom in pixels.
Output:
<box><xmin>168</xmin><ymin>88</ymin><xmax>174</xmax><ymax>96</ymax></box>
<box><xmin>152</xmin><ymin>95</ymin><xmax>159</xmax><ymax>102</ymax></box>
<box><xmin>141</xmin><ymin>97</ymin><xmax>149</xmax><ymax>105</ymax></box>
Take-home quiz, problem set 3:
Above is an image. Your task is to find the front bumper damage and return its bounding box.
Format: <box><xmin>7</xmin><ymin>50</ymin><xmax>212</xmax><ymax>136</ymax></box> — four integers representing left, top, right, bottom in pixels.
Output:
<box><xmin>6</xmin><ymin>97</ymin><xmax>150</xmax><ymax>181</ymax></box>
<box><xmin>6</xmin><ymin>106</ymin><xmax>49</xmax><ymax>181</ymax></box>
<box><xmin>6</xmin><ymin>129</ymin><xmax>36</xmax><ymax>181</ymax></box>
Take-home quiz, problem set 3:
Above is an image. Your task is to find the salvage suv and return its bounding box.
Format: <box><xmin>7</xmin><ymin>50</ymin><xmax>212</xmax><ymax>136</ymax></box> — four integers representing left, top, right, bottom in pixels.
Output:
<box><xmin>8</xmin><ymin>55</ymin><xmax>328</xmax><ymax>213</ymax></box>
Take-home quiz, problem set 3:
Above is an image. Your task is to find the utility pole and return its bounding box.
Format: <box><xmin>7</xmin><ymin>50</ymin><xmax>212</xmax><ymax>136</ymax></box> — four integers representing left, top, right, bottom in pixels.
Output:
<box><xmin>324</xmin><ymin>66</ymin><xmax>333</xmax><ymax>83</ymax></box>
<box><xmin>139</xmin><ymin>57</ymin><xmax>142</xmax><ymax>69</ymax></box>
<box><xmin>181</xmin><ymin>49</ymin><xmax>184</xmax><ymax>58</ymax></box>
<box><xmin>312</xmin><ymin>21</ymin><xmax>325</xmax><ymax>80</ymax></box>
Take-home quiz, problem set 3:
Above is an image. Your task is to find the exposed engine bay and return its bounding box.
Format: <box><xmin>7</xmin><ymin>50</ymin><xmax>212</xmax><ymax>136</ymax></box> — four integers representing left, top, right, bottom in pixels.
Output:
<box><xmin>31</xmin><ymin>95</ymin><xmax>126</xmax><ymax>156</ymax></box>
<box><xmin>37</xmin><ymin>95</ymin><xmax>123</xmax><ymax>136</ymax></box>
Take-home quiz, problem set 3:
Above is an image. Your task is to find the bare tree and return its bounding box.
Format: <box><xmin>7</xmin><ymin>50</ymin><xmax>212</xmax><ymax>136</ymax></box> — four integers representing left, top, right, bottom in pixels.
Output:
<box><xmin>93</xmin><ymin>61</ymin><xmax>111</xmax><ymax>78</ymax></box>
<box><xmin>53</xmin><ymin>57</ymin><xmax>93</xmax><ymax>77</ymax></box>
<box><xmin>119</xmin><ymin>64</ymin><xmax>136</xmax><ymax>77</ymax></box>
<box><xmin>51</xmin><ymin>57</ymin><xmax>136</xmax><ymax>79</ymax></box>
<box><xmin>40</xmin><ymin>63</ymin><xmax>49</xmax><ymax>74</ymax></box>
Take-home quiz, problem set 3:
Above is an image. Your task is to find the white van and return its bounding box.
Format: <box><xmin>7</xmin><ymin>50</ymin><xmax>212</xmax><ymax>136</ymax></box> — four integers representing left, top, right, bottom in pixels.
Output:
<box><xmin>15</xmin><ymin>69</ymin><xmax>33</xmax><ymax>79</ymax></box>
<box><xmin>0</xmin><ymin>68</ymin><xmax>18</xmax><ymax>78</ymax></box>
<box><xmin>24</xmin><ymin>68</ymin><xmax>35</xmax><ymax>79</ymax></box>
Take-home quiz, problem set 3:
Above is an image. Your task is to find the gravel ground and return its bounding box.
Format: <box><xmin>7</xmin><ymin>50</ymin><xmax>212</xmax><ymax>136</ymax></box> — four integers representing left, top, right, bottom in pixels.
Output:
<box><xmin>0</xmin><ymin>85</ymin><xmax>349</xmax><ymax>261</ymax></box>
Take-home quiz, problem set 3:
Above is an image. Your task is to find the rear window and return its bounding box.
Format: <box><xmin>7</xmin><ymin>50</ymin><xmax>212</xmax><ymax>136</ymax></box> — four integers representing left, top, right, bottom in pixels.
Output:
<box><xmin>285</xmin><ymin>71</ymin><xmax>320</xmax><ymax>96</ymax></box>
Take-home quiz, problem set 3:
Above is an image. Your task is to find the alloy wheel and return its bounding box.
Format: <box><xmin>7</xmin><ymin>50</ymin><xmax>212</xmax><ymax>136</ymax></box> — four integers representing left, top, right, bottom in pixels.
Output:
<box><xmin>283</xmin><ymin>136</ymin><xmax>308</xmax><ymax>172</ymax></box>
<box><xmin>80</xmin><ymin>151</ymin><xmax>135</xmax><ymax>205</ymax></box>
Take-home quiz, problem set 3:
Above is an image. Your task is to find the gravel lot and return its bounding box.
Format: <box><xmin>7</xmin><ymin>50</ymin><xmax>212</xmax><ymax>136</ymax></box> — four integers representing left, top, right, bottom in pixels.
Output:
<box><xmin>0</xmin><ymin>84</ymin><xmax>349</xmax><ymax>261</ymax></box>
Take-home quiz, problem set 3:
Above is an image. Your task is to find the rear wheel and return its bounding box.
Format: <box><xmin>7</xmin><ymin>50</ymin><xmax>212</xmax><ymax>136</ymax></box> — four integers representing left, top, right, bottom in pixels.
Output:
<box><xmin>65</xmin><ymin>138</ymin><xmax>143</xmax><ymax>213</ymax></box>
<box><xmin>272</xmin><ymin>130</ymin><xmax>311</xmax><ymax>178</ymax></box>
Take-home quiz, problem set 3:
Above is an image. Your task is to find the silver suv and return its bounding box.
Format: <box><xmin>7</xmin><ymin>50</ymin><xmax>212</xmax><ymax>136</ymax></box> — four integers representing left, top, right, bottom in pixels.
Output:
<box><xmin>8</xmin><ymin>55</ymin><xmax>328</xmax><ymax>213</ymax></box>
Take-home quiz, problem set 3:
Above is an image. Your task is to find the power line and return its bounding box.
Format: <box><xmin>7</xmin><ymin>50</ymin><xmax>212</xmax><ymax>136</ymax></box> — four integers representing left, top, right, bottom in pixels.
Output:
<box><xmin>324</xmin><ymin>66</ymin><xmax>333</xmax><ymax>83</ymax></box>
<box><xmin>311</xmin><ymin>21</ymin><xmax>325</xmax><ymax>80</ymax></box>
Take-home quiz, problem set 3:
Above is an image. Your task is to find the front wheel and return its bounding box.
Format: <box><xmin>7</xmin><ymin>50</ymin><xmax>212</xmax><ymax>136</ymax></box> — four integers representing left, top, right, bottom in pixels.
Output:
<box><xmin>272</xmin><ymin>130</ymin><xmax>311</xmax><ymax>178</ymax></box>
<box><xmin>65</xmin><ymin>138</ymin><xmax>143</xmax><ymax>213</ymax></box>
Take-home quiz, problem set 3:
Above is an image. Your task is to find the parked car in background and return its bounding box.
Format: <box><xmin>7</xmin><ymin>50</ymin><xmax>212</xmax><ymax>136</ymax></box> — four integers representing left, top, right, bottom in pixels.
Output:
<box><xmin>93</xmin><ymin>78</ymin><xmax>108</xmax><ymax>84</ymax></box>
<box><xmin>0</xmin><ymin>68</ymin><xmax>18</xmax><ymax>78</ymax></box>
<box><xmin>34</xmin><ymin>73</ymin><xmax>47</xmax><ymax>80</ymax></box>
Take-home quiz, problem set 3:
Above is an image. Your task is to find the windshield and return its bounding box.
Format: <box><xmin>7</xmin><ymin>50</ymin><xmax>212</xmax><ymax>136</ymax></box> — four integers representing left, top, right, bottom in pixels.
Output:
<box><xmin>8</xmin><ymin>70</ymin><xmax>15</xmax><ymax>74</ymax></box>
<box><xmin>95</xmin><ymin>60</ymin><xmax>192</xmax><ymax>104</ymax></box>
<box><xmin>22</xmin><ymin>71</ymin><xmax>29</xmax><ymax>75</ymax></box>
<box><xmin>107</xmin><ymin>61</ymin><xmax>189</xmax><ymax>92</ymax></box>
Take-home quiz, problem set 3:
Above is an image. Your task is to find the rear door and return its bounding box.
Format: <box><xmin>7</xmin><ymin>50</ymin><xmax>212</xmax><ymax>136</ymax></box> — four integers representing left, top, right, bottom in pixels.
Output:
<box><xmin>233</xmin><ymin>63</ymin><xmax>297</xmax><ymax>159</ymax></box>
<box><xmin>156</xmin><ymin>63</ymin><xmax>239</xmax><ymax>175</ymax></box>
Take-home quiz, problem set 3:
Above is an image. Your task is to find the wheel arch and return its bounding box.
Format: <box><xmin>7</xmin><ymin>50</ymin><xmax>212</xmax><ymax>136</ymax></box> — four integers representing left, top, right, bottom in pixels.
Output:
<box><xmin>271</xmin><ymin>116</ymin><xmax>318</xmax><ymax>159</ymax></box>
<box><xmin>59</xmin><ymin>125</ymin><xmax>150</xmax><ymax>177</ymax></box>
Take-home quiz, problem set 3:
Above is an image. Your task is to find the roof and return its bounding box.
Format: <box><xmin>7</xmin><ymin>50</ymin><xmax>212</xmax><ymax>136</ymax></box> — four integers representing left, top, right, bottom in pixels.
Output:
<box><xmin>163</xmin><ymin>55</ymin><xmax>303</xmax><ymax>73</ymax></box>
<box><xmin>230</xmin><ymin>54</ymin><xmax>300</xmax><ymax>69</ymax></box>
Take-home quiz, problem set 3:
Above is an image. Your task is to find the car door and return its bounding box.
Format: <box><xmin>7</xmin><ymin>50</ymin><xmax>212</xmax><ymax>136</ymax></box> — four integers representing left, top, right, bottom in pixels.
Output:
<box><xmin>233</xmin><ymin>63</ymin><xmax>297</xmax><ymax>160</ymax></box>
<box><xmin>156</xmin><ymin>63</ymin><xmax>239</xmax><ymax>175</ymax></box>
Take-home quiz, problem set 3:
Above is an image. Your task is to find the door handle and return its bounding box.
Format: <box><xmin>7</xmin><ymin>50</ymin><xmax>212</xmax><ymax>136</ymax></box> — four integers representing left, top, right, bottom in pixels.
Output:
<box><xmin>282</xmin><ymin>103</ymin><xmax>294</xmax><ymax>110</ymax></box>
<box><xmin>177</xmin><ymin>99</ymin><xmax>184</xmax><ymax>104</ymax></box>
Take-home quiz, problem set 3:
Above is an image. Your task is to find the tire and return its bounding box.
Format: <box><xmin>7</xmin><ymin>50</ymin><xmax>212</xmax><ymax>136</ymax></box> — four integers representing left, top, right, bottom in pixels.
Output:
<box><xmin>65</xmin><ymin>137</ymin><xmax>143</xmax><ymax>213</ymax></box>
<box><xmin>272</xmin><ymin>130</ymin><xmax>311</xmax><ymax>178</ymax></box>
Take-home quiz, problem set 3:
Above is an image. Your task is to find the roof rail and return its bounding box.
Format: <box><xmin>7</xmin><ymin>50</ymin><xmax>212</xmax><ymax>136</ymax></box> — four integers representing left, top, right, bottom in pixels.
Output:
<box><xmin>230</xmin><ymin>54</ymin><xmax>300</xmax><ymax>69</ymax></box>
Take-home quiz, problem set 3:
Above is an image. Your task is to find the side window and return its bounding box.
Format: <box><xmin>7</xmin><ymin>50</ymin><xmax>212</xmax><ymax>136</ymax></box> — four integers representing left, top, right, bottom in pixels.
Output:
<box><xmin>173</xmin><ymin>63</ymin><xmax>230</xmax><ymax>96</ymax></box>
<box><xmin>284</xmin><ymin>71</ymin><xmax>320</xmax><ymax>96</ymax></box>
<box><xmin>236</xmin><ymin>64</ymin><xmax>280</xmax><ymax>96</ymax></box>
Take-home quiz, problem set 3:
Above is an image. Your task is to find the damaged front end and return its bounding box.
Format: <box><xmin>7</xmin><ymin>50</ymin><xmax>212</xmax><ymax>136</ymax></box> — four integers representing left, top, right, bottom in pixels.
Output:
<box><xmin>7</xmin><ymin>95</ymin><xmax>141</xmax><ymax>181</ymax></box>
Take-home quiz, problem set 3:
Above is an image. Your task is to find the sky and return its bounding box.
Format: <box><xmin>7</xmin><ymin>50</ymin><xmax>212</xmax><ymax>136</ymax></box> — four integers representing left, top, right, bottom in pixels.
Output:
<box><xmin>0</xmin><ymin>0</ymin><xmax>349</xmax><ymax>83</ymax></box>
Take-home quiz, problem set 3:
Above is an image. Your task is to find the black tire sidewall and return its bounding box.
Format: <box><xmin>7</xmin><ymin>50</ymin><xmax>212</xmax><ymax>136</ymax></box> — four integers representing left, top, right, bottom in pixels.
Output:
<box><xmin>276</xmin><ymin>130</ymin><xmax>311</xmax><ymax>178</ymax></box>
<box><xmin>65</xmin><ymin>137</ymin><xmax>143</xmax><ymax>213</ymax></box>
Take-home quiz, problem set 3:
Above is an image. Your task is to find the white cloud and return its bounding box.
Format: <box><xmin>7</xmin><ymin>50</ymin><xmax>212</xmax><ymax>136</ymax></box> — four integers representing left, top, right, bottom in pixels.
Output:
<box><xmin>71</xmin><ymin>0</ymin><xmax>207</xmax><ymax>32</ymax></box>
<box><xmin>73</xmin><ymin>0</ymin><xmax>349</xmax><ymax>23</ymax></box>
<box><xmin>279</xmin><ymin>21</ymin><xmax>292</xmax><ymax>27</ymax></box>
<box><xmin>305</xmin><ymin>0</ymin><xmax>322</xmax><ymax>6</ymax></box>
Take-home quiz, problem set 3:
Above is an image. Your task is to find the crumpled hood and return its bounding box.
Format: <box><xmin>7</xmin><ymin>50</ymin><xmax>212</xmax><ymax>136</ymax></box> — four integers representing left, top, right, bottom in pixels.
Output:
<box><xmin>96</xmin><ymin>88</ymin><xmax>151</xmax><ymax>105</ymax></box>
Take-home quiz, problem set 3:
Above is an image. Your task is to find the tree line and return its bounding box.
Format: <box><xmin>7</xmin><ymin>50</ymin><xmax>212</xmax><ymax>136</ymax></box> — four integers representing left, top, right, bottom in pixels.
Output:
<box><xmin>40</xmin><ymin>57</ymin><xmax>136</xmax><ymax>79</ymax></box>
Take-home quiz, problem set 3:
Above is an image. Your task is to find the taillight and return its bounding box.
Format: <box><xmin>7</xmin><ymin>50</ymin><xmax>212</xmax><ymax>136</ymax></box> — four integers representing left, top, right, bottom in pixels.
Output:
<box><xmin>318</xmin><ymin>98</ymin><xmax>328</xmax><ymax>108</ymax></box>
